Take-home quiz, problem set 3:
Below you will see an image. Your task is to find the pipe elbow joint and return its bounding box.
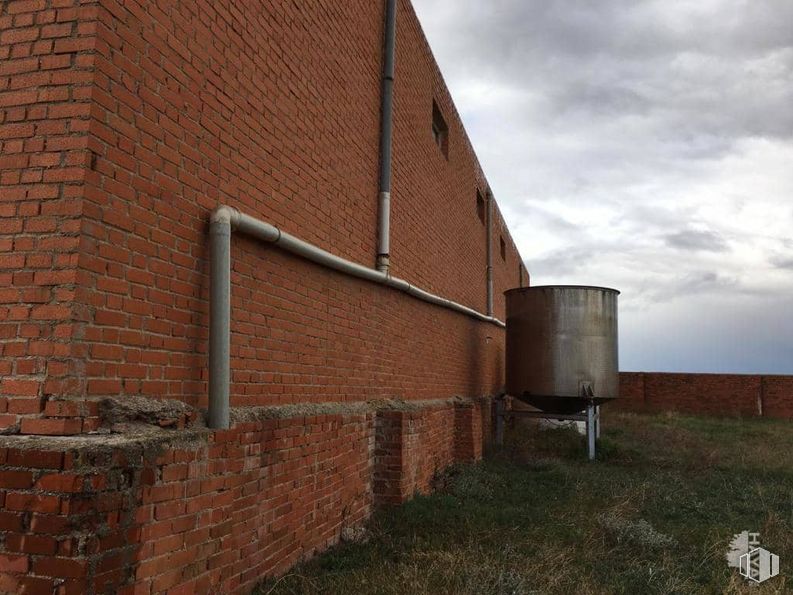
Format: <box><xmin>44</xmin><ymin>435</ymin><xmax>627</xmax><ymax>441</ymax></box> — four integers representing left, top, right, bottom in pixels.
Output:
<box><xmin>210</xmin><ymin>205</ymin><xmax>240</xmax><ymax>229</ymax></box>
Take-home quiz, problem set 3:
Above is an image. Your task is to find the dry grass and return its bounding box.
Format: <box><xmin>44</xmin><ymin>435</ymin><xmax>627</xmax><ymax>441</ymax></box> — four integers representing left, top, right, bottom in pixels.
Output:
<box><xmin>257</xmin><ymin>412</ymin><xmax>793</xmax><ymax>594</ymax></box>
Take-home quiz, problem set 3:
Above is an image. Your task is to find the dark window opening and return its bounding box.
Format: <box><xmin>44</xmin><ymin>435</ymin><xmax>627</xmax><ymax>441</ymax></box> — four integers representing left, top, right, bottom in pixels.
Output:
<box><xmin>476</xmin><ymin>190</ymin><xmax>485</xmax><ymax>224</ymax></box>
<box><xmin>500</xmin><ymin>236</ymin><xmax>506</xmax><ymax>261</ymax></box>
<box><xmin>432</xmin><ymin>100</ymin><xmax>448</xmax><ymax>158</ymax></box>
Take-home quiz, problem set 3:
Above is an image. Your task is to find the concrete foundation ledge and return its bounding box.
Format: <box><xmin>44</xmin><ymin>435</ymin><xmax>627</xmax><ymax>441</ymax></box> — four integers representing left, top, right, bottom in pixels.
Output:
<box><xmin>0</xmin><ymin>396</ymin><xmax>492</xmax><ymax>593</ymax></box>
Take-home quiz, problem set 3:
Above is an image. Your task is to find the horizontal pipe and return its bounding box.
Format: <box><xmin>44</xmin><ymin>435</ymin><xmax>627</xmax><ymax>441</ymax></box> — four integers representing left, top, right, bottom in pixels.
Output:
<box><xmin>217</xmin><ymin>206</ymin><xmax>504</xmax><ymax>327</ymax></box>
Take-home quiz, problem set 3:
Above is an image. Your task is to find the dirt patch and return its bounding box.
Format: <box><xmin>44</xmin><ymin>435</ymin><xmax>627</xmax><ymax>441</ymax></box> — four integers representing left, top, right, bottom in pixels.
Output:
<box><xmin>0</xmin><ymin>425</ymin><xmax>209</xmax><ymax>456</ymax></box>
<box><xmin>99</xmin><ymin>396</ymin><xmax>201</xmax><ymax>429</ymax></box>
<box><xmin>230</xmin><ymin>396</ymin><xmax>479</xmax><ymax>422</ymax></box>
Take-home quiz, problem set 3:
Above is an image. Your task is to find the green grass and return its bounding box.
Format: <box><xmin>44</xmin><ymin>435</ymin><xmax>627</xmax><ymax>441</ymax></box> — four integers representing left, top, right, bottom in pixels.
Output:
<box><xmin>257</xmin><ymin>412</ymin><xmax>793</xmax><ymax>594</ymax></box>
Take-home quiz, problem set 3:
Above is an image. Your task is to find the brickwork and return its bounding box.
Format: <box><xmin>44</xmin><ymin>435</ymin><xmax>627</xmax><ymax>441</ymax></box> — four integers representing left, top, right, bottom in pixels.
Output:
<box><xmin>2</xmin><ymin>0</ymin><xmax>512</xmax><ymax>590</ymax></box>
<box><xmin>454</xmin><ymin>399</ymin><xmax>485</xmax><ymax>463</ymax></box>
<box><xmin>616</xmin><ymin>372</ymin><xmax>793</xmax><ymax>419</ymax></box>
<box><xmin>374</xmin><ymin>403</ymin><xmax>455</xmax><ymax>505</ymax></box>
<box><xmin>0</xmin><ymin>0</ymin><xmax>100</xmax><ymax>434</ymax></box>
<box><xmin>0</xmin><ymin>400</ymin><xmax>486</xmax><ymax>593</ymax></box>
<box><xmin>2</xmin><ymin>0</ymin><xmax>523</xmax><ymax>433</ymax></box>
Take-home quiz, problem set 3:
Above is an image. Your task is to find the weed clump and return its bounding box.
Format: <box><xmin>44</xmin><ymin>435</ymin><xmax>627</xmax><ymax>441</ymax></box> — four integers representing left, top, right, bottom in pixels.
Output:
<box><xmin>598</xmin><ymin>510</ymin><xmax>677</xmax><ymax>549</ymax></box>
<box><xmin>439</xmin><ymin>463</ymin><xmax>506</xmax><ymax>501</ymax></box>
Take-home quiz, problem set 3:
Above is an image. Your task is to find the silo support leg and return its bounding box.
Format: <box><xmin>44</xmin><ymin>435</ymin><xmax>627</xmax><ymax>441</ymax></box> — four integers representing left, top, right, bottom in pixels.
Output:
<box><xmin>495</xmin><ymin>399</ymin><xmax>505</xmax><ymax>447</ymax></box>
<box><xmin>596</xmin><ymin>406</ymin><xmax>601</xmax><ymax>439</ymax></box>
<box><xmin>586</xmin><ymin>403</ymin><xmax>596</xmax><ymax>461</ymax></box>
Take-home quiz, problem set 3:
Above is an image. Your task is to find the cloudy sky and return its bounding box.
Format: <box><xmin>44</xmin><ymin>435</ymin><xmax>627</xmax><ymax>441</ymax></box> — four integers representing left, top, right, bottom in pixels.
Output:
<box><xmin>412</xmin><ymin>0</ymin><xmax>793</xmax><ymax>373</ymax></box>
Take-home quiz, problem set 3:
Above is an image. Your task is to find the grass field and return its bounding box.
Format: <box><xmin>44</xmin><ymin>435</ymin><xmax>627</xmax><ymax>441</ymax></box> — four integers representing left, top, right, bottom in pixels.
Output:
<box><xmin>258</xmin><ymin>411</ymin><xmax>793</xmax><ymax>594</ymax></box>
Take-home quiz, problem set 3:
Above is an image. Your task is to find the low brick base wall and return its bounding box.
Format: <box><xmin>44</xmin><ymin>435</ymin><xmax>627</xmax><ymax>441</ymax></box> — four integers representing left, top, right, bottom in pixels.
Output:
<box><xmin>616</xmin><ymin>373</ymin><xmax>793</xmax><ymax>419</ymax></box>
<box><xmin>0</xmin><ymin>397</ymin><xmax>490</xmax><ymax>593</ymax></box>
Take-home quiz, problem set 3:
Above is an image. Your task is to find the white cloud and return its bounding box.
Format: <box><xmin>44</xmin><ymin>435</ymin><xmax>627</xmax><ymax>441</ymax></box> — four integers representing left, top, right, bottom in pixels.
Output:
<box><xmin>413</xmin><ymin>0</ymin><xmax>793</xmax><ymax>373</ymax></box>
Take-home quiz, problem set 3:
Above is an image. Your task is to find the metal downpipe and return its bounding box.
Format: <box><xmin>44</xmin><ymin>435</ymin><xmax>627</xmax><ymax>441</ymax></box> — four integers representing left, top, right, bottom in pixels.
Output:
<box><xmin>376</xmin><ymin>0</ymin><xmax>397</xmax><ymax>273</ymax></box>
<box><xmin>485</xmin><ymin>188</ymin><xmax>494</xmax><ymax>316</ymax></box>
<box><xmin>208</xmin><ymin>208</ymin><xmax>232</xmax><ymax>429</ymax></box>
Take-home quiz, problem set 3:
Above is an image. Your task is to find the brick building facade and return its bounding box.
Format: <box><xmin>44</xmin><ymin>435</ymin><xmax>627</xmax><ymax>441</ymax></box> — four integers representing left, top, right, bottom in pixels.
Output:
<box><xmin>0</xmin><ymin>0</ymin><xmax>523</xmax><ymax>591</ymax></box>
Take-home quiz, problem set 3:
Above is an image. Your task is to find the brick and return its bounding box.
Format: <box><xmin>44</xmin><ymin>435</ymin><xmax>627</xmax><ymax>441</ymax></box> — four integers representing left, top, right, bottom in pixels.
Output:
<box><xmin>20</xmin><ymin>417</ymin><xmax>83</xmax><ymax>435</ymax></box>
<box><xmin>5</xmin><ymin>492</ymin><xmax>61</xmax><ymax>514</ymax></box>
<box><xmin>0</xmin><ymin>379</ymin><xmax>39</xmax><ymax>396</ymax></box>
<box><xmin>0</xmin><ymin>470</ymin><xmax>34</xmax><ymax>489</ymax></box>
<box><xmin>7</xmin><ymin>1</ymin><xmax>46</xmax><ymax>14</ymax></box>
<box><xmin>35</xmin><ymin>473</ymin><xmax>84</xmax><ymax>492</ymax></box>
<box><xmin>5</xmin><ymin>534</ymin><xmax>58</xmax><ymax>556</ymax></box>
<box><xmin>29</xmin><ymin>513</ymin><xmax>71</xmax><ymax>535</ymax></box>
<box><xmin>0</xmin><ymin>512</ymin><xmax>25</xmax><ymax>532</ymax></box>
<box><xmin>33</xmin><ymin>270</ymin><xmax>76</xmax><ymax>285</ymax></box>
<box><xmin>0</xmin><ymin>89</ymin><xmax>38</xmax><ymax>106</ymax></box>
<box><xmin>32</xmin><ymin>556</ymin><xmax>87</xmax><ymax>578</ymax></box>
<box><xmin>7</xmin><ymin>449</ymin><xmax>63</xmax><ymax>469</ymax></box>
<box><xmin>0</xmin><ymin>554</ymin><xmax>28</xmax><ymax>573</ymax></box>
<box><xmin>18</xmin><ymin>576</ymin><xmax>56</xmax><ymax>594</ymax></box>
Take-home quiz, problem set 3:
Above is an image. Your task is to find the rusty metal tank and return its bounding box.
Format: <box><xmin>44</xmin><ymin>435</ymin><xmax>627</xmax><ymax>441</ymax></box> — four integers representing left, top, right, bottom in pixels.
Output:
<box><xmin>505</xmin><ymin>285</ymin><xmax>619</xmax><ymax>414</ymax></box>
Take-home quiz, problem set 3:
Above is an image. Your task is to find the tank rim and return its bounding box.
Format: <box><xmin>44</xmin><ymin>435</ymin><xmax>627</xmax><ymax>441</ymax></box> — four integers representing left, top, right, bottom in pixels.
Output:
<box><xmin>504</xmin><ymin>284</ymin><xmax>620</xmax><ymax>295</ymax></box>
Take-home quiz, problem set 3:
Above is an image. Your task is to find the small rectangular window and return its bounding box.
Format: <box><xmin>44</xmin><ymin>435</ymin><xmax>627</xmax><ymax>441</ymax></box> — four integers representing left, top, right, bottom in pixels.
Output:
<box><xmin>431</xmin><ymin>100</ymin><xmax>448</xmax><ymax>158</ymax></box>
<box><xmin>476</xmin><ymin>190</ymin><xmax>485</xmax><ymax>224</ymax></box>
<box><xmin>500</xmin><ymin>236</ymin><xmax>506</xmax><ymax>261</ymax></box>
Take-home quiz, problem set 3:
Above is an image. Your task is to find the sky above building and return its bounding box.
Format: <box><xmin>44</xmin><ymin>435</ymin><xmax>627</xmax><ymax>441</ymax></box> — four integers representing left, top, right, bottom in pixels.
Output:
<box><xmin>412</xmin><ymin>0</ymin><xmax>793</xmax><ymax>373</ymax></box>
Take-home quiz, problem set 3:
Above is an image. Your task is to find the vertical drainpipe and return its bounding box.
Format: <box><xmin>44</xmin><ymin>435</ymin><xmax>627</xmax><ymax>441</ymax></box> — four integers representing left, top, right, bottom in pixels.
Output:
<box><xmin>485</xmin><ymin>188</ymin><xmax>494</xmax><ymax>316</ymax></box>
<box><xmin>376</xmin><ymin>0</ymin><xmax>397</xmax><ymax>273</ymax></box>
<box><xmin>208</xmin><ymin>207</ymin><xmax>232</xmax><ymax>429</ymax></box>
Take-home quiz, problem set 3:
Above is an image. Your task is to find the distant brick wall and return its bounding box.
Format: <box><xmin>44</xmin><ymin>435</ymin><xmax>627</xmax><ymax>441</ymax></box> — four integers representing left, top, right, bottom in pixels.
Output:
<box><xmin>0</xmin><ymin>399</ymin><xmax>488</xmax><ymax>593</ymax></box>
<box><xmin>616</xmin><ymin>373</ymin><xmax>793</xmax><ymax>419</ymax></box>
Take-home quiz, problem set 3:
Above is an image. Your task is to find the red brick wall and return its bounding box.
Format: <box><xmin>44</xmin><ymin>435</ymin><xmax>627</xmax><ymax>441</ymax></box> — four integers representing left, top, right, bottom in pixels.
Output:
<box><xmin>2</xmin><ymin>1</ymin><xmax>510</xmax><ymax>589</ymax></box>
<box><xmin>616</xmin><ymin>372</ymin><xmax>793</xmax><ymax>419</ymax></box>
<box><xmin>0</xmin><ymin>0</ymin><xmax>100</xmax><ymax>433</ymax></box>
<box><xmin>375</xmin><ymin>404</ymin><xmax>455</xmax><ymax>504</ymax></box>
<box><xmin>761</xmin><ymin>376</ymin><xmax>793</xmax><ymax>419</ymax></box>
<box><xmin>0</xmin><ymin>400</ymin><xmax>488</xmax><ymax>593</ymax></box>
<box><xmin>455</xmin><ymin>399</ymin><xmax>484</xmax><ymax>462</ymax></box>
<box><xmin>2</xmin><ymin>0</ymin><xmax>524</xmax><ymax>432</ymax></box>
<box><xmin>372</xmin><ymin>399</ymin><xmax>488</xmax><ymax>505</ymax></box>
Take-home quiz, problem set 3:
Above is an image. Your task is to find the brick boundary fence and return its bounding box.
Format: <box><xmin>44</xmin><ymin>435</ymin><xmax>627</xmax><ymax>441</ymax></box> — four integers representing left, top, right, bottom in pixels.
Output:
<box><xmin>615</xmin><ymin>372</ymin><xmax>793</xmax><ymax>419</ymax></box>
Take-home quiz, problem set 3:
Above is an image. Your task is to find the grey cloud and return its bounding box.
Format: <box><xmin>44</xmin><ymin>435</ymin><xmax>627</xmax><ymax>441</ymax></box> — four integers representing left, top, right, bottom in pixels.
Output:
<box><xmin>529</xmin><ymin>246</ymin><xmax>597</xmax><ymax>278</ymax></box>
<box><xmin>675</xmin><ymin>271</ymin><xmax>735</xmax><ymax>294</ymax></box>
<box><xmin>770</xmin><ymin>256</ymin><xmax>793</xmax><ymax>271</ymax></box>
<box><xmin>520</xmin><ymin>203</ymin><xmax>582</xmax><ymax>234</ymax></box>
<box><xmin>664</xmin><ymin>230</ymin><xmax>728</xmax><ymax>252</ymax></box>
<box><xmin>424</xmin><ymin>0</ymin><xmax>793</xmax><ymax>145</ymax></box>
<box><xmin>640</xmin><ymin>271</ymin><xmax>740</xmax><ymax>304</ymax></box>
<box><xmin>413</xmin><ymin>0</ymin><xmax>793</xmax><ymax>372</ymax></box>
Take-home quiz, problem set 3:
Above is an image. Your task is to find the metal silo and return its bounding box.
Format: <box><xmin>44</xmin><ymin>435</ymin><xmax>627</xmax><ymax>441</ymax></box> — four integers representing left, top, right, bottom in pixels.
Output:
<box><xmin>501</xmin><ymin>285</ymin><xmax>620</xmax><ymax>459</ymax></box>
<box><xmin>505</xmin><ymin>285</ymin><xmax>619</xmax><ymax>412</ymax></box>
